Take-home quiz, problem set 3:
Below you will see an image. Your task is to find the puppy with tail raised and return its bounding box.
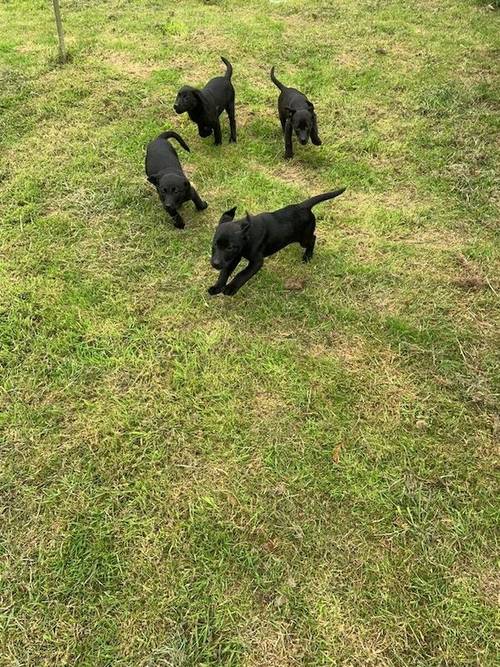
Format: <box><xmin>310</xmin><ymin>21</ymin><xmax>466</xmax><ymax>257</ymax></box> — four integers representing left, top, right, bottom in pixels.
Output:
<box><xmin>174</xmin><ymin>57</ymin><xmax>236</xmax><ymax>145</ymax></box>
<box><xmin>271</xmin><ymin>66</ymin><xmax>322</xmax><ymax>159</ymax></box>
<box><xmin>209</xmin><ymin>188</ymin><xmax>346</xmax><ymax>295</ymax></box>
<box><xmin>145</xmin><ymin>131</ymin><xmax>208</xmax><ymax>229</ymax></box>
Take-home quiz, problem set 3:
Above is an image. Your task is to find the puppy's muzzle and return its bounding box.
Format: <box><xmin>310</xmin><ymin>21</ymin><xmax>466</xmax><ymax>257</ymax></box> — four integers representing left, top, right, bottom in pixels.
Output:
<box><xmin>199</xmin><ymin>126</ymin><xmax>212</xmax><ymax>138</ymax></box>
<box><xmin>173</xmin><ymin>104</ymin><xmax>182</xmax><ymax>114</ymax></box>
<box><xmin>211</xmin><ymin>259</ymin><xmax>223</xmax><ymax>270</ymax></box>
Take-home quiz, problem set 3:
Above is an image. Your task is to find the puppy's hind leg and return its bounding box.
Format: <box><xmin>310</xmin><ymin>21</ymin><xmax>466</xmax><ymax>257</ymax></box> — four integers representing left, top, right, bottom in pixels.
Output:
<box><xmin>191</xmin><ymin>186</ymin><xmax>208</xmax><ymax>211</ymax></box>
<box><xmin>301</xmin><ymin>233</ymin><xmax>316</xmax><ymax>262</ymax></box>
<box><xmin>284</xmin><ymin>118</ymin><xmax>294</xmax><ymax>159</ymax></box>
<box><xmin>226</xmin><ymin>100</ymin><xmax>237</xmax><ymax>143</ymax></box>
<box><xmin>300</xmin><ymin>219</ymin><xmax>316</xmax><ymax>262</ymax></box>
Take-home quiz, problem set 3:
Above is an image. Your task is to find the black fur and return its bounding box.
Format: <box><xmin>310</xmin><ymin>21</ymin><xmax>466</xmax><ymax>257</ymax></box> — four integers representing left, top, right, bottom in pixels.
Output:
<box><xmin>145</xmin><ymin>131</ymin><xmax>207</xmax><ymax>229</ymax></box>
<box><xmin>270</xmin><ymin>66</ymin><xmax>322</xmax><ymax>159</ymax></box>
<box><xmin>209</xmin><ymin>188</ymin><xmax>346</xmax><ymax>296</ymax></box>
<box><xmin>174</xmin><ymin>57</ymin><xmax>236</xmax><ymax>145</ymax></box>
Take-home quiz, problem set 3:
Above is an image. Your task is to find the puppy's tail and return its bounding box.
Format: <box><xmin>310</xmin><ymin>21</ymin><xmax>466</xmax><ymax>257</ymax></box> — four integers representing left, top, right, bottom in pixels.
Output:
<box><xmin>221</xmin><ymin>56</ymin><xmax>233</xmax><ymax>79</ymax></box>
<box><xmin>158</xmin><ymin>131</ymin><xmax>190</xmax><ymax>152</ymax></box>
<box><xmin>301</xmin><ymin>188</ymin><xmax>347</xmax><ymax>209</ymax></box>
<box><xmin>270</xmin><ymin>66</ymin><xmax>285</xmax><ymax>91</ymax></box>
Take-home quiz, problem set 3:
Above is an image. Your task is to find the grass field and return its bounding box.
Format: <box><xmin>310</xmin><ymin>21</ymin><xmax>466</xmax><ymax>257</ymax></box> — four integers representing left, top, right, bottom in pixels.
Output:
<box><xmin>1</xmin><ymin>0</ymin><xmax>499</xmax><ymax>664</ymax></box>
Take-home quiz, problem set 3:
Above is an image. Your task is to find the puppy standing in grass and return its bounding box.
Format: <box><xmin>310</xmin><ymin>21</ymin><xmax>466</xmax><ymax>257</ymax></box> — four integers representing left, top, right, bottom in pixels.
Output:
<box><xmin>174</xmin><ymin>57</ymin><xmax>236</xmax><ymax>145</ymax></box>
<box><xmin>270</xmin><ymin>66</ymin><xmax>322</xmax><ymax>159</ymax></box>
<box><xmin>209</xmin><ymin>188</ymin><xmax>346</xmax><ymax>296</ymax></box>
<box><xmin>145</xmin><ymin>131</ymin><xmax>208</xmax><ymax>229</ymax></box>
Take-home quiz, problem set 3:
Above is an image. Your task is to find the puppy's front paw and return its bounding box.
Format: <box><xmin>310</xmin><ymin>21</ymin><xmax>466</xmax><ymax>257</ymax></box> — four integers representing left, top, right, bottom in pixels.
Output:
<box><xmin>199</xmin><ymin>200</ymin><xmax>208</xmax><ymax>210</ymax></box>
<box><xmin>173</xmin><ymin>220</ymin><xmax>185</xmax><ymax>229</ymax></box>
<box><xmin>208</xmin><ymin>284</ymin><xmax>223</xmax><ymax>295</ymax></box>
<box><xmin>223</xmin><ymin>283</ymin><xmax>239</xmax><ymax>296</ymax></box>
<box><xmin>229</xmin><ymin>137</ymin><xmax>237</xmax><ymax>143</ymax></box>
<box><xmin>284</xmin><ymin>152</ymin><xmax>293</xmax><ymax>160</ymax></box>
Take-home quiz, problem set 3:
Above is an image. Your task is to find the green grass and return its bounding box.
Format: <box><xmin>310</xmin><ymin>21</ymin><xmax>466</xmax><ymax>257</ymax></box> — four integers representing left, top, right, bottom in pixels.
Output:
<box><xmin>0</xmin><ymin>1</ymin><xmax>499</xmax><ymax>664</ymax></box>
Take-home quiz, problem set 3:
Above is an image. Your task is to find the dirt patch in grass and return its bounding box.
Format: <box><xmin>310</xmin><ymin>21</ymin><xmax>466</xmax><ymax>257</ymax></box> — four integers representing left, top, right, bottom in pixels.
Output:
<box><xmin>453</xmin><ymin>253</ymin><xmax>498</xmax><ymax>293</ymax></box>
<box><xmin>252</xmin><ymin>390</ymin><xmax>288</xmax><ymax>420</ymax></box>
<box><xmin>241</xmin><ymin>616</ymin><xmax>308</xmax><ymax>667</ymax></box>
<box><xmin>268</xmin><ymin>161</ymin><xmax>325</xmax><ymax>192</ymax></box>
<box><xmin>309</xmin><ymin>332</ymin><xmax>370</xmax><ymax>367</ymax></box>
<box><xmin>103</xmin><ymin>51</ymin><xmax>160</xmax><ymax>79</ymax></box>
<box><xmin>479</xmin><ymin>569</ymin><xmax>500</xmax><ymax>607</ymax></box>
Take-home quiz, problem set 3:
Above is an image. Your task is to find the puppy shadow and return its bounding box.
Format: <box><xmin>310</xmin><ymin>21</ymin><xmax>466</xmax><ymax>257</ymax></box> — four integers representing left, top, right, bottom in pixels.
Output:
<box><xmin>294</xmin><ymin>148</ymin><xmax>332</xmax><ymax>171</ymax></box>
<box><xmin>243</xmin><ymin>115</ymin><xmax>282</xmax><ymax>153</ymax></box>
<box><xmin>242</xmin><ymin>113</ymin><xmax>333</xmax><ymax>173</ymax></box>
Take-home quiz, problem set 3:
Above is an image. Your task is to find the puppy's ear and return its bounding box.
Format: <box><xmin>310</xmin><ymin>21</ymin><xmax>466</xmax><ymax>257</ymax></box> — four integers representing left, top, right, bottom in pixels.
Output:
<box><xmin>147</xmin><ymin>174</ymin><xmax>159</xmax><ymax>187</ymax></box>
<box><xmin>191</xmin><ymin>88</ymin><xmax>204</xmax><ymax>107</ymax></box>
<box><xmin>219</xmin><ymin>206</ymin><xmax>237</xmax><ymax>223</ymax></box>
<box><xmin>240</xmin><ymin>211</ymin><xmax>252</xmax><ymax>236</ymax></box>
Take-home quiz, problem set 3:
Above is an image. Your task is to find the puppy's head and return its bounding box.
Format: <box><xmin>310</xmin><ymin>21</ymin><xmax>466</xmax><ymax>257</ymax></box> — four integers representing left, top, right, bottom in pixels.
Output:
<box><xmin>150</xmin><ymin>173</ymin><xmax>190</xmax><ymax>210</ymax></box>
<box><xmin>174</xmin><ymin>86</ymin><xmax>201</xmax><ymax>114</ymax></box>
<box><xmin>211</xmin><ymin>207</ymin><xmax>250</xmax><ymax>270</ymax></box>
<box><xmin>198</xmin><ymin>125</ymin><xmax>213</xmax><ymax>138</ymax></box>
<box><xmin>287</xmin><ymin>105</ymin><xmax>314</xmax><ymax>145</ymax></box>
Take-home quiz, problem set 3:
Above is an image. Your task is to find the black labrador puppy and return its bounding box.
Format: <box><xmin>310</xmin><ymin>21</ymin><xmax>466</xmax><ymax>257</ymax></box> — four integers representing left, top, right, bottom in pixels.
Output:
<box><xmin>173</xmin><ymin>57</ymin><xmax>236</xmax><ymax>145</ymax></box>
<box><xmin>270</xmin><ymin>66</ymin><xmax>322</xmax><ymax>159</ymax></box>
<box><xmin>209</xmin><ymin>188</ymin><xmax>346</xmax><ymax>296</ymax></box>
<box><xmin>145</xmin><ymin>131</ymin><xmax>207</xmax><ymax>229</ymax></box>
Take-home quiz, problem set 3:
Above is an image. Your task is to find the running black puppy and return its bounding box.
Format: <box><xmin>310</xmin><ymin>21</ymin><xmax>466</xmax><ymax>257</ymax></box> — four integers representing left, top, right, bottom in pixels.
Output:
<box><xmin>270</xmin><ymin>66</ymin><xmax>322</xmax><ymax>159</ymax></box>
<box><xmin>145</xmin><ymin>131</ymin><xmax>207</xmax><ymax>229</ymax></box>
<box><xmin>209</xmin><ymin>188</ymin><xmax>346</xmax><ymax>296</ymax></box>
<box><xmin>173</xmin><ymin>57</ymin><xmax>236</xmax><ymax>145</ymax></box>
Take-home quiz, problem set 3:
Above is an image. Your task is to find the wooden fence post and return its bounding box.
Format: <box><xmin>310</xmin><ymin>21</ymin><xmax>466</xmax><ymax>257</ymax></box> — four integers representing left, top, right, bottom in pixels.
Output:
<box><xmin>52</xmin><ymin>0</ymin><xmax>67</xmax><ymax>63</ymax></box>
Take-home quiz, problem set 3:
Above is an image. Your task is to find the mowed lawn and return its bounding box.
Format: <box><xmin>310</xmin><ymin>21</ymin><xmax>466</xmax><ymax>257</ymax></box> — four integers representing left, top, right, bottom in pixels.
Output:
<box><xmin>0</xmin><ymin>0</ymin><xmax>499</xmax><ymax>664</ymax></box>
